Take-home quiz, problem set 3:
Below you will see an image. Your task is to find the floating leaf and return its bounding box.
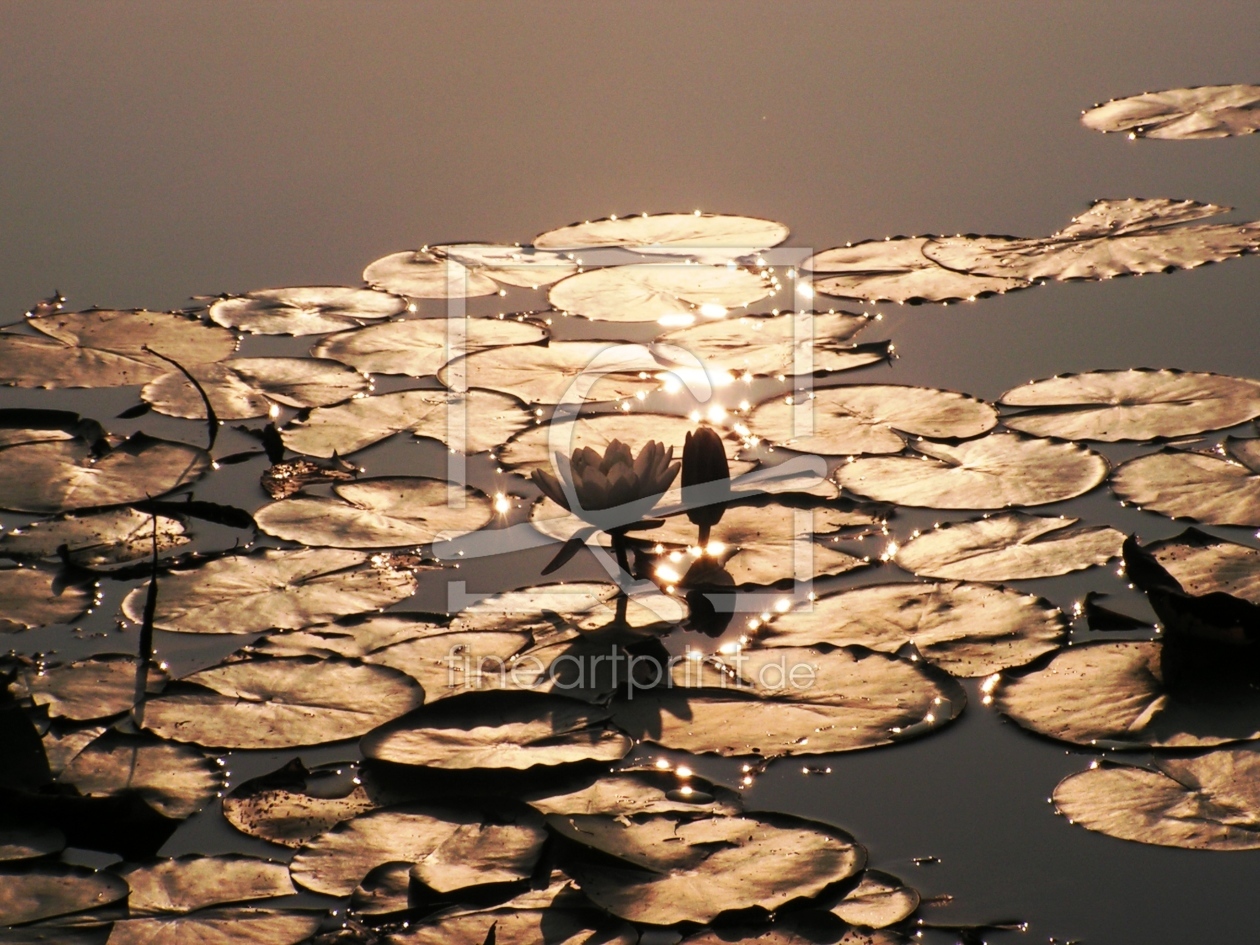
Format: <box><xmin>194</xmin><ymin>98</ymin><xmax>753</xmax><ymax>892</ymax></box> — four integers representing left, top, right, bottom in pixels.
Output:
<box><xmin>290</xmin><ymin>802</ymin><xmax>546</xmax><ymax>897</ymax></box>
<box><xmin>1112</xmin><ymin>444</ymin><xmax>1260</xmax><ymax>526</ymax></box>
<box><xmin>9</xmin><ymin>655</ymin><xmax>167</xmax><ymax>721</ymax></box>
<box><xmin>612</xmin><ymin>645</ymin><xmax>965</xmax><ymax>758</ymax></box>
<box><xmin>527</xmin><ymin>770</ymin><xmax>741</xmax><ymax>818</ymax></box>
<box><xmin>281</xmin><ymin>388</ymin><xmax>532</xmax><ymax>457</ymax></box>
<box><xmin>999</xmin><ymin>369</ymin><xmax>1260</xmax><ymax>441</ymax></box>
<box><xmin>829</xmin><ymin>870</ymin><xmax>920</xmax><ymax>929</ymax></box>
<box><xmin>120</xmin><ymin>548</ymin><xmax>419</xmax><ymax>634</ymax></box>
<box><xmin>106</xmin><ymin>908</ymin><xmax>321</xmax><ymax>945</ymax></box>
<box><xmin>922</xmin><ymin>199</ymin><xmax>1260</xmax><ymax>282</ymax></box>
<box><xmin>1053</xmin><ymin>750</ymin><xmax>1260</xmax><ymax>850</ymax></box>
<box><xmin>534</xmin><ymin>212</ymin><xmax>789</xmax><ymax>258</ymax></box>
<box><xmin>805</xmin><ymin>238</ymin><xmax>1030</xmax><ymax>303</ymax></box>
<box><xmin>260</xmin><ymin>457</ymin><xmax>357</xmax><ymax>500</ymax></box>
<box><xmin>208</xmin><ymin>286</ymin><xmax>408</xmax><ymax>335</ymax></box>
<box><xmin>141</xmin><ymin>357</ymin><xmax>368</xmax><ymax>421</ymax></box>
<box><xmin>311</xmin><ymin>317</ymin><xmax>547</xmax><ymax>378</ymax></box>
<box><xmin>363</xmin><ymin>251</ymin><xmax>500</xmax><ymax>298</ymax></box>
<box><xmin>0</xmin><ymin>510</ymin><xmax>188</xmax><ymax>568</ymax></box>
<box><xmin>893</xmin><ymin>513</ymin><xmax>1125</xmax><ymax>581</ymax></box>
<box><xmin>0</xmin><ymin>823</ymin><xmax>65</xmax><ymax>863</ymax></box>
<box><xmin>549</xmin><ymin>264</ymin><xmax>773</xmax><ymax>324</ymax></box>
<box><xmin>748</xmin><ymin>384</ymin><xmax>997</xmax><ymax>455</ymax></box>
<box><xmin>0</xmin><ymin>568</ymin><xmax>91</xmax><ymax>630</ymax></box>
<box><xmin>0</xmin><ymin>408</ymin><xmax>103</xmax><ymax>447</ymax></box>
<box><xmin>550</xmin><ymin>810</ymin><xmax>863</xmax><ymax>925</ymax></box>
<box><xmin>836</xmin><ymin>433</ymin><xmax>1108</xmax><ymax>509</ymax></box>
<box><xmin>141</xmin><ymin>656</ymin><xmax>425</xmax><ymax>750</ymax></box>
<box><xmin>992</xmin><ymin>641</ymin><xmax>1260</xmax><ymax>749</ymax></box>
<box><xmin>361</xmin><ymin>691</ymin><xmax>632</xmax><ymax>770</ymax></box>
<box><xmin>388</xmin><ymin>900</ymin><xmax>636</xmax><ymax>945</ymax></box>
<box><xmin>0</xmin><ymin>865</ymin><xmax>128</xmax><ymax>926</ymax></box>
<box><xmin>1081</xmin><ymin>84</ymin><xmax>1260</xmax><ymax>139</ymax></box>
<box><xmin>756</xmin><ymin>581</ymin><xmax>1066</xmax><ymax>677</ymax></box>
<box><xmin>0</xmin><ymin>310</ymin><xmax>235</xmax><ymax>389</ymax></box>
<box><xmin>0</xmin><ymin>433</ymin><xmax>210</xmax><ymax>514</ymax></box>
<box><xmin>683</xmin><ymin>914</ymin><xmax>912</xmax><ymax>944</ymax></box>
<box><xmin>116</xmin><ymin>855</ymin><xmax>295</xmax><ymax>915</ymax></box>
<box><xmin>254</xmin><ymin>477</ymin><xmax>493</xmax><ymax>549</ymax></box>
<box><xmin>432</xmin><ymin>243</ymin><xmax>578</xmax><ymax>287</ymax></box>
<box><xmin>59</xmin><ymin>733</ymin><xmax>221</xmax><ymax>819</ymax></box>
<box><xmin>1148</xmin><ymin>529</ymin><xmax>1260</xmax><ymax>604</ymax></box>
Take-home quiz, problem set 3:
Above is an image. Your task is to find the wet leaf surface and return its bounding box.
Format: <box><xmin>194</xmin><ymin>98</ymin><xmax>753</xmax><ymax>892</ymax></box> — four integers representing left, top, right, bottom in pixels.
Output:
<box><xmin>432</xmin><ymin>243</ymin><xmax>579</xmax><ymax>287</ymax></box>
<box><xmin>0</xmin><ymin>864</ymin><xmax>128</xmax><ymax>926</ymax></box>
<box><xmin>116</xmin><ymin>855</ymin><xmax>295</xmax><ymax>914</ymax></box>
<box><xmin>311</xmin><ymin>317</ymin><xmax>546</xmax><ymax>379</ymax></box>
<box><xmin>1147</xmin><ymin>529</ymin><xmax>1260</xmax><ymax>604</ymax></box>
<box><xmin>999</xmin><ymin>369</ymin><xmax>1260</xmax><ymax>441</ymax></box>
<box><xmin>613</xmin><ymin>645</ymin><xmax>965</xmax><ymax>757</ymax></box>
<box><xmin>120</xmin><ymin>548</ymin><xmax>419</xmax><ymax>635</ymax></box>
<box><xmin>1053</xmin><ymin>750</ymin><xmax>1260</xmax><ymax>850</ymax></box>
<box><xmin>534</xmin><ymin>212</ymin><xmax>789</xmax><ymax>257</ymax></box>
<box><xmin>748</xmin><ymin>384</ymin><xmax>997</xmax><ymax>455</ymax></box>
<box><xmin>0</xmin><ymin>568</ymin><xmax>91</xmax><ymax>631</ymax></box>
<box><xmin>363</xmin><ymin>251</ymin><xmax>501</xmax><ymax>298</ymax></box>
<box><xmin>828</xmin><ymin>870</ymin><xmax>920</xmax><ymax>929</ymax></box>
<box><xmin>836</xmin><ymin>433</ymin><xmax>1108</xmax><ymax>509</ymax></box>
<box><xmin>1112</xmin><ymin>444</ymin><xmax>1260</xmax><ymax>526</ymax></box>
<box><xmin>281</xmin><ymin>388</ymin><xmax>532</xmax><ymax>458</ymax></box>
<box><xmin>1082</xmin><ymin>84</ymin><xmax>1260</xmax><ymax>139</ymax></box>
<box><xmin>254</xmin><ymin>477</ymin><xmax>494</xmax><ymax>549</ymax></box>
<box><xmin>141</xmin><ymin>656</ymin><xmax>425</xmax><ymax>750</ymax></box>
<box><xmin>548</xmin><ymin>264</ymin><xmax>773</xmax><ymax>323</ymax></box>
<box><xmin>142</xmin><ymin>357</ymin><xmax>369</xmax><ymax>421</ymax></box>
<box><xmin>550</xmin><ymin>810</ymin><xmax>864</xmax><ymax>924</ymax></box>
<box><xmin>756</xmin><ymin>581</ymin><xmax>1066</xmax><ymax>677</ymax></box>
<box><xmin>806</xmin><ymin>238</ymin><xmax>1030</xmax><ymax>303</ymax></box>
<box><xmin>892</xmin><ymin>512</ymin><xmax>1125</xmax><ymax>581</ymax></box>
<box><xmin>9</xmin><ymin>655</ymin><xmax>167</xmax><ymax>722</ymax></box>
<box><xmin>208</xmin><ymin>286</ymin><xmax>409</xmax><ymax>335</ymax></box>
<box><xmin>290</xmin><ymin>802</ymin><xmax>546</xmax><ymax>896</ymax></box>
<box><xmin>0</xmin><ymin>510</ymin><xmax>188</xmax><ymax>568</ymax></box>
<box><xmin>106</xmin><ymin>908</ymin><xmax>322</xmax><ymax>945</ymax></box>
<box><xmin>59</xmin><ymin>733</ymin><xmax>221</xmax><ymax>820</ymax></box>
<box><xmin>0</xmin><ymin>310</ymin><xmax>235</xmax><ymax>389</ymax></box>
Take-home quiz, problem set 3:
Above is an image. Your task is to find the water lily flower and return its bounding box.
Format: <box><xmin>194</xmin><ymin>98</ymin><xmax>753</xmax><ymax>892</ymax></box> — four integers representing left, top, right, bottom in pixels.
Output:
<box><xmin>681</xmin><ymin>426</ymin><xmax>731</xmax><ymax>544</ymax></box>
<box><xmin>532</xmin><ymin>439</ymin><xmax>679</xmax><ymax>532</ymax></box>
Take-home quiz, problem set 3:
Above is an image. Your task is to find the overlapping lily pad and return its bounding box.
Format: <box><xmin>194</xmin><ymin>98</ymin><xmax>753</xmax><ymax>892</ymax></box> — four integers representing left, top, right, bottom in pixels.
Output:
<box><xmin>1147</xmin><ymin>529</ymin><xmax>1260</xmax><ymax>604</ymax></box>
<box><xmin>432</xmin><ymin>243</ymin><xmax>578</xmax><ymax>287</ymax></box>
<box><xmin>0</xmin><ymin>309</ymin><xmax>235</xmax><ymax>389</ymax></box>
<box><xmin>0</xmin><ymin>568</ymin><xmax>91</xmax><ymax>631</ymax></box>
<box><xmin>363</xmin><ymin>250</ymin><xmax>501</xmax><ymax>298</ymax></box>
<box><xmin>120</xmin><ymin>548</ymin><xmax>420</xmax><ymax>634</ymax></box>
<box><xmin>805</xmin><ymin>238</ymin><xmax>1030</xmax><ymax>303</ymax></box>
<box><xmin>999</xmin><ymin>369</ymin><xmax>1260</xmax><ymax>441</ymax></box>
<box><xmin>0</xmin><ymin>509</ymin><xmax>188</xmax><ymax>568</ymax></box>
<box><xmin>59</xmin><ymin>733</ymin><xmax>221</xmax><ymax>820</ymax></box>
<box><xmin>527</xmin><ymin>770</ymin><xmax>742</xmax><ymax>818</ymax></box>
<box><xmin>209</xmin><ymin>286</ymin><xmax>409</xmax><ymax>335</ymax></box>
<box><xmin>892</xmin><ymin>513</ymin><xmax>1125</xmax><ymax>581</ymax></box>
<box><xmin>280</xmin><ymin>388</ymin><xmax>533</xmax><ymax>457</ymax></box>
<box><xmin>749</xmin><ymin>384</ymin><xmax>997</xmax><ymax>455</ymax></box>
<box><xmin>9</xmin><ymin>655</ymin><xmax>166</xmax><ymax>721</ymax></box>
<box><xmin>836</xmin><ymin>433</ymin><xmax>1108</xmax><ymax>508</ymax></box>
<box><xmin>0</xmin><ymin>865</ymin><xmax>128</xmax><ymax>926</ymax></box>
<box><xmin>1082</xmin><ymin>84</ymin><xmax>1260</xmax><ymax>139</ymax></box>
<box><xmin>141</xmin><ymin>357</ymin><xmax>368</xmax><ymax>420</ymax></box>
<box><xmin>1112</xmin><ymin>441</ymin><xmax>1260</xmax><ymax>526</ymax></box>
<box><xmin>828</xmin><ymin>870</ymin><xmax>920</xmax><ymax>929</ymax></box>
<box><xmin>116</xmin><ymin>855</ymin><xmax>295</xmax><ymax>914</ymax></box>
<box><xmin>548</xmin><ymin>264</ymin><xmax>774</xmax><ymax>324</ymax></box>
<box><xmin>1053</xmin><ymin>750</ymin><xmax>1260</xmax><ymax>850</ymax></box>
<box><xmin>756</xmin><ymin>581</ymin><xmax>1066</xmax><ymax>677</ymax></box>
<box><xmin>386</xmin><ymin>897</ymin><xmax>636</xmax><ymax>945</ymax></box>
<box><xmin>311</xmin><ymin>316</ymin><xmax>547</xmax><ymax>377</ymax></box>
<box><xmin>534</xmin><ymin>212</ymin><xmax>789</xmax><ymax>258</ymax></box>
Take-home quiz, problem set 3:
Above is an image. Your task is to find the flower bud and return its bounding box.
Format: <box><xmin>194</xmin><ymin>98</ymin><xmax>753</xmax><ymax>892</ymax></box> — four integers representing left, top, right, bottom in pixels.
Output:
<box><xmin>682</xmin><ymin>427</ymin><xmax>730</xmax><ymax>532</ymax></box>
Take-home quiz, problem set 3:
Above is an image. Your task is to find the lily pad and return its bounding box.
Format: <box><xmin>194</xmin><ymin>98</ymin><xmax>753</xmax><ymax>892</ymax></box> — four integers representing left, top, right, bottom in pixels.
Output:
<box><xmin>534</xmin><ymin>212</ymin><xmax>789</xmax><ymax>258</ymax></box>
<box><xmin>141</xmin><ymin>656</ymin><xmax>425</xmax><ymax>750</ymax></box>
<box><xmin>612</xmin><ymin>645</ymin><xmax>965</xmax><ymax>758</ymax></box>
<box><xmin>363</xmin><ymin>250</ymin><xmax>501</xmax><ymax>298</ymax></box>
<box><xmin>0</xmin><ymin>568</ymin><xmax>91</xmax><ymax>630</ymax></box>
<box><xmin>0</xmin><ymin>433</ymin><xmax>211</xmax><ymax>514</ymax></box>
<box><xmin>387</xmin><ymin>900</ymin><xmax>637</xmax><ymax>945</ymax></box>
<box><xmin>892</xmin><ymin>512</ymin><xmax>1125</xmax><ymax>581</ymax></box>
<box><xmin>116</xmin><ymin>855</ymin><xmax>294</xmax><ymax>915</ymax></box>
<box><xmin>550</xmin><ymin>810</ymin><xmax>863</xmax><ymax>925</ymax></box>
<box><xmin>1053</xmin><ymin>750</ymin><xmax>1260</xmax><ymax>850</ymax></box>
<box><xmin>836</xmin><ymin>433</ymin><xmax>1108</xmax><ymax>509</ymax></box>
<box><xmin>289</xmin><ymin>802</ymin><xmax>546</xmax><ymax>897</ymax></box>
<box><xmin>311</xmin><ymin>317</ymin><xmax>547</xmax><ymax>378</ymax></box>
<box><xmin>999</xmin><ymin>369</ymin><xmax>1260</xmax><ymax>441</ymax></box>
<box><xmin>9</xmin><ymin>655</ymin><xmax>167</xmax><ymax>721</ymax></box>
<box><xmin>1147</xmin><ymin>529</ymin><xmax>1260</xmax><ymax>604</ymax></box>
<box><xmin>361</xmin><ymin>691</ymin><xmax>633</xmax><ymax>770</ymax></box>
<box><xmin>756</xmin><ymin>581</ymin><xmax>1066</xmax><ymax>677</ymax></box>
<box><xmin>106</xmin><ymin>908</ymin><xmax>321</xmax><ymax>945</ymax></box>
<box><xmin>208</xmin><ymin>286</ymin><xmax>409</xmax><ymax>335</ymax></box>
<box><xmin>527</xmin><ymin>770</ymin><xmax>742</xmax><ymax>818</ymax></box>
<box><xmin>0</xmin><ymin>510</ymin><xmax>188</xmax><ymax>568</ymax></box>
<box><xmin>683</xmin><ymin>915</ymin><xmax>912</xmax><ymax>944</ymax></box>
<box><xmin>829</xmin><ymin>871</ymin><xmax>920</xmax><ymax>929</ymax></box>
<box><xmin>992</xmin><ymin>641</ymin><xmax>1260</xmax><ymax>749</ymax></box>
<box><xmin>0</xmin><ymin>824</ymin><xmax>65</xmax><ymax>863</ymax></box>
<box><xmin>0</xmin><ymin>865</ymin><xmax>128</xmax><ymax>926</ymax></box>
<box><xmin>0</xmin><ymin>309</ymin><xmax>235</xmax><ymax>389</ymax></box>
<box><xmin>748</xmin><ymin>384</ymin><xmax>997</xmax><ymax>456</ymax></box>
<box><xmin>281</xmin><ymin>388</ymin><xmax>532</xmax><ymax>457</ymax></box>
<box><xmin>805</xmin><ymin>238</ymin><xmax>1030</xmax><ymax>303</ymax></box>
<box><xmin>120</xmin><ymin>548</ymin><xmax>419</xmax><ymax>635</ymax></box>
<box><xmin>141</xmin><ymin>357</ymin><xmax>368</xmax><ymax>421</ymax></box>
<box><xmin>1112</xmin><ymin>444</ymin><xmax>1260</xmax><ymax>527</ymax></box>
<box><xmin>1081</xmin><ymin>84</ymin><xmax>1260</xmax><ymax>139</ymax></box>
<box><xmin>922</xmin><ymin>199</ymin><xmax>1260</xmax><ymax>282</ymax></box>
<box><xmin>548</xmin><ymin>264</ymin><xmax>774</xmax><ymax>324</ymax></box>
<box><xmin>59</xmin><ymin>733</ymin><xmax>221</xmax><ymax>820</ymax></box>
<box><xmin>432</xmin><ymin>243</ymin><xmax>578</xmax><ymax>287</ymax></box>
<box><xmin>254</xmin><ymin>477</ymin><xmax>494</xmax><ymax>549</ymax></box>
<box><xmin>260</xmin><ymin>457</ymin><xmax>357</xmax><ymax>500</ymax></box>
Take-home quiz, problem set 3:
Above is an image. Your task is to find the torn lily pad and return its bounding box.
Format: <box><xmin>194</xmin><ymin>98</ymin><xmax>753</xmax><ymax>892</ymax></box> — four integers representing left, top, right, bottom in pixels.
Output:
<box><xmin>1082</xmin><ymin>84</ymin><xmax>1260</xmax><ymax>139</ymax></box>
<box><xmin>363</xmin><ymin>250</ymin><xmax>501</xmax><ymax>298</ymax></box>
<box><xmin>534</xmin><ymin>212</ymin><xmax>789</xmax><ymax>258</ymax></box>
<box><xmin>755</xmin><ymin>581</ymin><xmax>1066</xmax><ymax>677</ymax></box>
<box><xmin>59</xmin><ymin>733</ymin><xmax>221</xmax><ymax>820</ymax></box>
<box><xmin>0</xmin><ymin>568</ymin><xmax>91</xmax><ymax>631</ymax></box>
<box><xmin>548</xmin><ymin>264</ymin><xmax>774</xmax><ymax>324</ymax></box>
<box><xmin>1112</xmin><ymin>442</ymin><xmax>1260</xmax><ymax>527</ymax></box>
<box><xmin>892</xmin><ymin>513</ymin><xmax>1125</xmax><ymax>581</ymax></box>
<box><xmin>116</xmin><ymin>855</ymin><xmax>295</xmax><ymax>915</ymax></box>
<box><xmin>999</xmin><ymin>369</ymin><xmax>1260</xmax><ymax>441</ymax></box>
<box><xmin>120</xmin><ymin>548</ymin><xmax>419</xmax><ymax>634</ymax></box>
<box><xmin>836</xmin><ymin>433</ymin><xmax>1108</xmax><ymax>509</ymax></box>
<box><xmin>0</xmin><ymin>509</ymin><xmax>188</xmax><ymax>568</ymax></box>
<box><xmin>208</xmin><ymin>286</ymin><xmax>409</xmax><ymax>335</ymax></box>
<box><xmin>805</xmin><ymin>238</ymin><xmax>1030</xmax><ymax>303</ymax></box>
<box><xmin>748</xmin><ymin>384</ymin><xmax>997</xmax><ymax>455</ymax></box>
<box><xmin>1053</xmin><ymin>750</ymin><xmax>1260</xmax><ymax>850</ymax></box>
<box><xmin>141</xmin><ymin>357</ymin><xmax>368</xmax><ymax>421</ymax></box>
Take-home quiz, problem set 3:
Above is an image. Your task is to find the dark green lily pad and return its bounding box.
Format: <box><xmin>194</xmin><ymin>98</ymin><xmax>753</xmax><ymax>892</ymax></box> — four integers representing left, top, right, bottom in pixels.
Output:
<box><xmin>534</xmin><ymin>212</ymin><xmax>789</xmax><ymax>257</ymax></box>
<box><xmin>59</xmin><ymin>733</ymin><xmax>221</xmax><ymax>820</ymax></box>
<box><xmin>805</xmin><ymin>238</ymin><xmax>1030</xmax><ymax>303</ymax></box>
<box><xmin>141</xmin><ymin>357</ymin><xmax>368</xmax><ymax>420</ymax></box>
<box><xmin>116</xmin><ymin>855</ymin><xmax>295</xmax><ymax>914</ymax></box>
<box><xmin>363</xmin><ymin>250</ymin><xmax>501</xmax><ymax>298</ymax></box>
<box><xmin>0</xmin><ymin>568</ymin><xmax>91</xmax><ymax>631</ymax></box>
<box><xmin>1112</xmin><ymin>443</ymin><xmax>1260</xmax><ymax>527</ymax></box>
<box><xmin>0</xmin><ymin>510</ymin><xmax>188</xmax><ymax>568</ymax></box>
<box><xmin>549</xmin><ymin>264</ymin><xmax>774</xmax><ymax>324</ymax></box>
<box><xmin>9</xmin><ymin>655</ymin><xmax>167</xmax><ymax>721</ymax></box>
<box><xmin>1082</xmin><ymin>84</ymin><xmax>1260</xmax><ymax>139</ymax></box>
<box><xmin>311</xmin><ymin>317</ymin><xmax>547</xmax><ymax>378</ymax></box>
<box><xmin>208</xmin><ymin>286</ymin><xmax>409</xmax><ymax>335</ymax></box>
<box><xmin>0</xmin><ymin>865</ymin><xmax>128</xmax><ymax>926</ymax></box>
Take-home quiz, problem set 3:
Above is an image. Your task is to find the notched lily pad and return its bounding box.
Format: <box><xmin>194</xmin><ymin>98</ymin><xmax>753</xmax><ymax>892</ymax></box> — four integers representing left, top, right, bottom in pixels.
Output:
<box><xmin>208</xmin><ymin>286</ymin><xmax>409</xmax><ymax>335</ymax></box>
<box><xmin>1082</xmin><ymin>84</ymin><xmax>1260</xmax><ymax>139</ymax></box>
<box><xmin>892</xmin><ymin>512</ymin><xmax>1125</xmax><ymax>581</ymax></box>
<box><xmin>1112</xmin><ymin>442</ymin><xmax>1260</xmax><ymax>527</ymax></box>
<box><xmin>535</xmin><ymin>212</ymin><xmax>789</xmax><ymax>258</ymax></box>
<box><xmin>548</xmin><ymin>264</ymin><xmax>774</xmax><ymax>324</ymax></box>
<box><xmin>0</xmin><ymin>509</ymin><xmax>188</xmax><ymax>568</ymax></box>
<box><xmin>756</xmin><ymin>581</ymin><xmax>1066</xmax><ymax>677</ymax></box>
<box><xmin>9</xmin><ymin>654</ymin><xmax>167</xmax><ymax>721</ymax></box>
<box><xmin>805</xmin><ymin>238</ymin><xmax>1030</xmax><ymax>303</ymax></box>
<box><xmin>58</xmin><ymin>732</ymin><xmax>221</xmax><ymax>820</ymax></box>
<box><xmin>142</xmin><ymin>357</ymin><xmax>369</xmax><ymax>421</ymax></box>
<box><xmin>0</xmin><ymin>865</ymin><xmax>128</xmax><ymax>926</ymax></box>
<box><xmin>0</xmin><ymin>568</ymin><xmax>91</xmax><ymax>631</ymax></box>
<box><xmin>116</xmin><ymin>855</ymin><xmax>295</xmax><ymax>915</ymax></box>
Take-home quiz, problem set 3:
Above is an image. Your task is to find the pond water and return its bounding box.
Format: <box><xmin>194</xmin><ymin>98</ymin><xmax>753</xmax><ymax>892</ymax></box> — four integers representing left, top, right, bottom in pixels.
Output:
<box><xmin>2</xmin><ymin>4</ymin><xmax>1259</xmax><ymax>944</ymax></box>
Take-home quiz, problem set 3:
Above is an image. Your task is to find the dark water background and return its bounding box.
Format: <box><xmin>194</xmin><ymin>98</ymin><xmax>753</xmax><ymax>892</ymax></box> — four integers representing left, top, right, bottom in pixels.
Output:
<box><xmin>2</xmin><ymin>3</ymin><xmax>1259</xmax><ymax>943</ymax></box>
